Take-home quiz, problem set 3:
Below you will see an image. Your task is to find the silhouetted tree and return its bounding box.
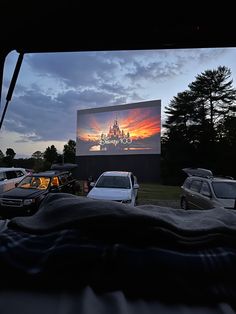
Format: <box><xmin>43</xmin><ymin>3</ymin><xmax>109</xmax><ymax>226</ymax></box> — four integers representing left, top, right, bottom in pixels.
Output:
<box><xmin>0</xmin><ymin>150</ymin><xmax>4</xmax><ymax>166</ymax></box>
<box><xmin>63</xmin><ymin>139</ymin><xmax>76</xmax><ymax>163</ymax></box>
<box><xmin>44</xmin><ymin>145</ymin><xmax>58</xmax><ymax>164</ymax></box>
<box><xmin>163</xmin><ymin>66</ymin><xmax>236</xmax><ymax>183</ymax></box>
<box><xmin>189</xmin><ymin>66</ymin><xmax>236</xmax><ymax>152</ymax></box>
<box><xmin>31</xmin><ymin>151</ymin><xmax>44</xmax><ymax>172</ymax></box>
<box><xmin>31</xmin><ymin>151</ymin><xmax>44</xmax><ymax>159</ymax></box>
<box><xmin>3</xmin><ymin>148</ymin><xmax>16</xmax><ymax>166</ymax></box>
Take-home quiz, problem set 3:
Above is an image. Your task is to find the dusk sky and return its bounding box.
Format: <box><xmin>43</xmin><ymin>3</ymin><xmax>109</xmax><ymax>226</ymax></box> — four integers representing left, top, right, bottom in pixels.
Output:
<box><xmin>1</xmin><ymin>48</ymin><xmax>236</xmax><ymax>158</ymax></box>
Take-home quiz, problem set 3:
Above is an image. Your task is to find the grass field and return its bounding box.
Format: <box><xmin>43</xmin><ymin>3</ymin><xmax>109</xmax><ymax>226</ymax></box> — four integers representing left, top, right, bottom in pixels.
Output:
<box><xmin>136</xmin><ymin>183</ymin><xmax>181</xmax><ymax>207</ymax></box>
<box><xmin>138</xmin><ymin>183</ymin><xmax>181</xmax><ymax>200</ymax></box>
<box><xmin>79</xmin><ymin>181</ymin><xmax>181</xmax><ymax>205</ymax></box>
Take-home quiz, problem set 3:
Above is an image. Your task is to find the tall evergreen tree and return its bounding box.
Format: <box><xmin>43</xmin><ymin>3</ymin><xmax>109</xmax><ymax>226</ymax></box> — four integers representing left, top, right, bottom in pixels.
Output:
<box><xmin>189</xmin><ymin>66</ymin><xmax>236</xmax><ymax>141</ymax></box>
<box><xmin>163</xmin><ymin>66</ymin><xmax>236</xmax><ymax>183</ymax></box>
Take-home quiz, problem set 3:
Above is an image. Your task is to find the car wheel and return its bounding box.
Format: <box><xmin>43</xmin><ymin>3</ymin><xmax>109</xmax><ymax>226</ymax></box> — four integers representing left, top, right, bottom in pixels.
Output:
<box><xmin>181</xmin><ymin>197</ymin><xmax>189</xmax><ymax>210</ymax></box>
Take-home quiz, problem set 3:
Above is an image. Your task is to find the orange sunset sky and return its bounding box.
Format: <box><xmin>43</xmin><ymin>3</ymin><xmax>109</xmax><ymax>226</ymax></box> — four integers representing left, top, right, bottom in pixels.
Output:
<box><xmin>77</xmin><ymin>106</ymin><xmax>161</xmax><ymax>142</ymax></box>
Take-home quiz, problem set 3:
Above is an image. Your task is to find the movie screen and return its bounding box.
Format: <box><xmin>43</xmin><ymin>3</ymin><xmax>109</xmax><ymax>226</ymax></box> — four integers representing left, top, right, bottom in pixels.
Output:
<box><xmin>76</xmin><ymin>100</ymin><xmax>161</xmax><ymax>156</ymax></box>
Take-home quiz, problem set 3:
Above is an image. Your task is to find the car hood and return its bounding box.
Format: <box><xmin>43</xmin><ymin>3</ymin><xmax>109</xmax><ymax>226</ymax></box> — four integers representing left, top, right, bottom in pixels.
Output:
<box><xmin>87</xmin><ymin>187</ymin><xmax>131</xmax><ymax>201</ymax></box>
<box><xmin>0</xmin><ymin>188</ymin><xmax>46</xmax><ymax>199</ymax></box>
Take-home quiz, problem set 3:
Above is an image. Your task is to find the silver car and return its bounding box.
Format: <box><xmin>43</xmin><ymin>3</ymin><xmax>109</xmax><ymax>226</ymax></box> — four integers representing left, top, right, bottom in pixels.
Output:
<box><xmin>0</xmin><ymin>167</ymin><xmax>29</xmax><ymax>194</ymax></box>
<box><xmin>180</xmin><ymin>168</ymin><xmax>236</xmax><ymax>210</ymax></box>
<box><xmin>87</xmin><ymin>171</ymin><xmax>139</xmax><ymax>206</ymax></box>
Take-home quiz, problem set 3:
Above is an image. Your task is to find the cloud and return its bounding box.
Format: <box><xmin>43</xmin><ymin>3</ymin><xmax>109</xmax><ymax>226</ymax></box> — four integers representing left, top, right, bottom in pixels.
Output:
<box><xmin>1</xmin><ymin>47</ymin><xmax>231</xmax><ymax>157</ymax></box>
<box><xmin>26</xmin><ymin>52</ymin><xmax>119</xmax><ymax>88</ymax></box>
<box><xmin>2</xmin><ymin>86</ymin><xmax>131</xmax><ymax>142</ymax></box>
<box><xmin>125</xmin><ymin>48</ymin><xmax>228</xmax><ymax>82</ymax></box>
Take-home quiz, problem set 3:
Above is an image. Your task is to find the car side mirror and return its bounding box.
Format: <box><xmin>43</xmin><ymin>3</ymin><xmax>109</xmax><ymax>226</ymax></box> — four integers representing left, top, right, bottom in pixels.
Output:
<box><xmin>134</xmin><ymin>183</ymin><xmax>139</xmax><ymax>189</ymax></box>
<box><xmin>90</xmin><ymin>182</ymin><xmax>95</xmax><ymax>187</ymax></box>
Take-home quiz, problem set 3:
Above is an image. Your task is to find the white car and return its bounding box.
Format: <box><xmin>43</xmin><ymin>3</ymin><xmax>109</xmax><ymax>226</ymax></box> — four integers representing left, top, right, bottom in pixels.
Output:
<box><xmin>0</xmin><ymin>167</ymin><xmax>29</xmax><ymax>194</ymax></box>
<box><xmin>87</xmin><ymin>171</ymin><xmax>139</xmax><ymax>206</ymax></box>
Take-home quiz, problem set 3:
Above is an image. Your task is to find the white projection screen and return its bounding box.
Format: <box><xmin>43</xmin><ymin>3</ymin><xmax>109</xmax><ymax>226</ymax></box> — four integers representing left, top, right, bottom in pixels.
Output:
<box><xmin>76</xmin><ymin>100</ymin><xmax>161</xmax><ymax>156</ymax></box>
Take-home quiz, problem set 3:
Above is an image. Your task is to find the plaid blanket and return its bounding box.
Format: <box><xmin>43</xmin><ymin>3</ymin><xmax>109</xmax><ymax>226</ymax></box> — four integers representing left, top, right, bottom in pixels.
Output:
<box><xmin>0</xmin><ymin>226</ymin><xmax>236</xmax><ymax>302</ymax></box>
<box><xmin>3</xmin><ymin>194</ymin><xmax>236</xmax><ymax>301</ymax></box>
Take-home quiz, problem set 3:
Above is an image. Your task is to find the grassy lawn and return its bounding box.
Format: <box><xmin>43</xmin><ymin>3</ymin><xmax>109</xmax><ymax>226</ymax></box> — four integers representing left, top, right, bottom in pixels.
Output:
<box><xmin>78</xmin><ymin>180</ymin><xmax>181</xmax><ymax>202</ymax></box>
<box><xmin>138</xmin><ymin>183</ymin><xmax>181</xmax><ymax>201</ymax></box>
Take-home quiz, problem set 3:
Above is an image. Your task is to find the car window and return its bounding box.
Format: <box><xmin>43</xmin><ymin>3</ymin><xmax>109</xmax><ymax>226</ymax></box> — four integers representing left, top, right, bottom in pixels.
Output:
<box><xmin>190</xmin><ymin>180</ymin><xmax>202</xmax><ymax>193</ymax></box>
<box><xmin>212</xmin><ymin>182</ymin><xmax>236</xmax><ymax>199</ymax></box>
<box><xmin>200</xmin><ymin>182</ymin><xmax>211</xmax><ymax>196</ymax></box>
<box><xmin>5</xmin><ymin>171</ymin><xmax>17</xmax><ymax>179</ymax></box>
<box><xmin>0</xmin><ymin>172</ymin><xmax>7</xmax><ymax>181</ymax></box>
<box><xmin>58</xmin><ymin>174</ymin><xmax>68</xmax><ymax>185</ymax></box>
<box><xmin>96</xmin><ymin>176</ymin><xmax>131</xmax><ymax>189</ymax></box>
<box><xmin>15</xmin><ymin>170</ymin><xmax>25</xmax><ymax>177</ymax></box>
<box><xmin>18</xmin><ymin>176</ymin><xmax>50</xmax><ymax>190</ymax></box>
<box><xmin>51</xmin><ymin>177</ymin><xmax>60</xmax><ymax>187</ymax></box>
<box><xmin>183</xmin><ymin>177</ymin><xmax>191</xmax><ymax>189</ymax></box>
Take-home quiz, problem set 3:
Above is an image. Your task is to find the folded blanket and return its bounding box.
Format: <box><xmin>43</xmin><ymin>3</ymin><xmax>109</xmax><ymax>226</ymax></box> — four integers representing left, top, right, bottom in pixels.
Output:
<box><xmin>7</xmin><ymin>193</ymin><xmax>236</xmax><ymax>248</ymax></box>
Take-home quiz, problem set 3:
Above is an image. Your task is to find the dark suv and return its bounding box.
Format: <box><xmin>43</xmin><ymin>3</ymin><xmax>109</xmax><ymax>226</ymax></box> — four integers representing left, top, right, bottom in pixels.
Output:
<box><xmin>180</xmin><ymin>168</ymin><xmax>236</xmax><ymax>210</ymax></box>
<box><xmin>0</xmin><ymin>170</ymin><xmax>80</xmax><ymax>218</ymax></box>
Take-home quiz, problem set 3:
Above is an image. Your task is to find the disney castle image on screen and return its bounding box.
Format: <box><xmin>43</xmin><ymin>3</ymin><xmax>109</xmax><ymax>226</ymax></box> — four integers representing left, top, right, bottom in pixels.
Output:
<box><xmin>76</xmin><ymin>100</ymin><xmax>161</xmax><ymax>156</ymax></box>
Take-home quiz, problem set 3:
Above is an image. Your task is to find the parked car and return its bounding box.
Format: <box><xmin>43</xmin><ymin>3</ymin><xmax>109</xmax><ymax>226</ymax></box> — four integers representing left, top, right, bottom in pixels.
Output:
<box><xmin>180</xmin><ymin>168</ymin><xmax>236</xmax><ymax>210</ymax></box>
<box><xmin>87</xmin><ymin>171</ymin><xmax>139</xmax><ymax>206</ymax></box>
<box><xmin>0</xmin><ymin>170</ymin><xmax>80</xmax><ymax>218</ymax></box>
<box><xmin>0</xmin><ymin>167</ymin><xmax>29</xmax><ymax>194</ymax></box>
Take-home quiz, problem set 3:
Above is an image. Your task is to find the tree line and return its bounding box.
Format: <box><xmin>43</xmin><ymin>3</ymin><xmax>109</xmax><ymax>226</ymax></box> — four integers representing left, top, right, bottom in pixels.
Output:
<box><xmin>0</xmin><ymin>139</ymin><xmax>76</xmax><ymax>172</ymax></box>
<box><xmin>161</xmin><ymin>66</ymin><xmax>236</xmax><ymax>184</ymax></box>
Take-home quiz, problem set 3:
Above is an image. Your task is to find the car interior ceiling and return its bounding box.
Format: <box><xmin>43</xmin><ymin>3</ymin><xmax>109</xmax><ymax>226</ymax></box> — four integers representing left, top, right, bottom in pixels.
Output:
<box><xmin>1</xmin><ymin>4</ymin><xmax>236</xmax><ymax>313</ymax></box>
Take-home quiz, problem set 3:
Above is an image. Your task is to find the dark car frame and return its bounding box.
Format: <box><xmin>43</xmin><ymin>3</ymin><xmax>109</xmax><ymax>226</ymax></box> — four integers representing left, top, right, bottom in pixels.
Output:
<box><xmin>0</xmin><ymin>170</ymin><xmax>80</xmax><ymax>218</ymax></box>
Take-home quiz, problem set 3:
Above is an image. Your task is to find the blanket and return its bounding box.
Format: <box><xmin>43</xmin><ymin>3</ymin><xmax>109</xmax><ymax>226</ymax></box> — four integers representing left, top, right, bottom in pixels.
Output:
<box><xmin>7</xmin><ymin>193</ymin><xmax>236</xmax><ymax>247</ymax></box>
<box><xmin>0</xmin><ymin>227</ymin><xmax>236</xmax><ymax>302</ymax></box>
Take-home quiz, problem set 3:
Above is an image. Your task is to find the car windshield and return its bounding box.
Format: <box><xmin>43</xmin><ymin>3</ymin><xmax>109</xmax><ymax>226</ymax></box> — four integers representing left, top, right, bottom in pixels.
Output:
<box><xmin>212</xmin><ymin>182</ymin><xmax>236</xmax><ymax>199</ymax></box>
<box><xmin>95</xmin><ymin>176</ymin><xmax>131</xmax><ymax>189</ymax></box>
<box><xmin>17</xmin><ymin>176</ymin><xmax>51</xmax><ymax>190</ymax></box>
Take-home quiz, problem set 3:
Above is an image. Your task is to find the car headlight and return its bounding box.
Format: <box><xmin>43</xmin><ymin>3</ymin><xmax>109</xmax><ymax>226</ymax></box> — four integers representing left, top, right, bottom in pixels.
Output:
<box><xmin>23</xmin><ymin>199</ymin><xmax>35</xmax><ymax>205</ymax></box>
<box><xmin>122</xmin><ymin>199</ymin><xmax>132</xmax><ymax>204</ymax></box>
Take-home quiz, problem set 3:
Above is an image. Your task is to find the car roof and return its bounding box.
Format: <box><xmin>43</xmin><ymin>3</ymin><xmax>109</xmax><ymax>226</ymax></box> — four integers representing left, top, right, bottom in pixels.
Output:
<box><xmin>50</xmin><ymin>163</ymin><xmax>78</xmax><ymax>171</ymax></box>
<box><xmin>29</xmin><ymin>170</ymin><xmax>69</xmax><ymax>177</ymax></box>
<box><xmin>211</xmin><ymin>177</ymin><xmax>236</xmax><ymax>183</ymax></box>
<box><xmin>182</xmin><ymin>168</ymin><xmax>213</xmax><ymax>178</ymax></box>
<box><xmin>101</xmin><ymin>171</ymin><xmax>131</xmax><ymax>177</ymax></box>
<box><xmin>183</xmin><ymin>168</ymin><xmax>236</xmax><ymax>183</ymax></box>
<box><xmin>0</xmin><ymin>167</ymin><xmax>26</xmax><ymax>172</ymax></box>
<box><xmin>187</xmin><ymin>175</ymin><xmax>236</xmax><ymax>183</ymax></box>
<box><xmin>0</xmin><ymin>4</ymin><xmax>235</xmax><ymax>55</ymax></box>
